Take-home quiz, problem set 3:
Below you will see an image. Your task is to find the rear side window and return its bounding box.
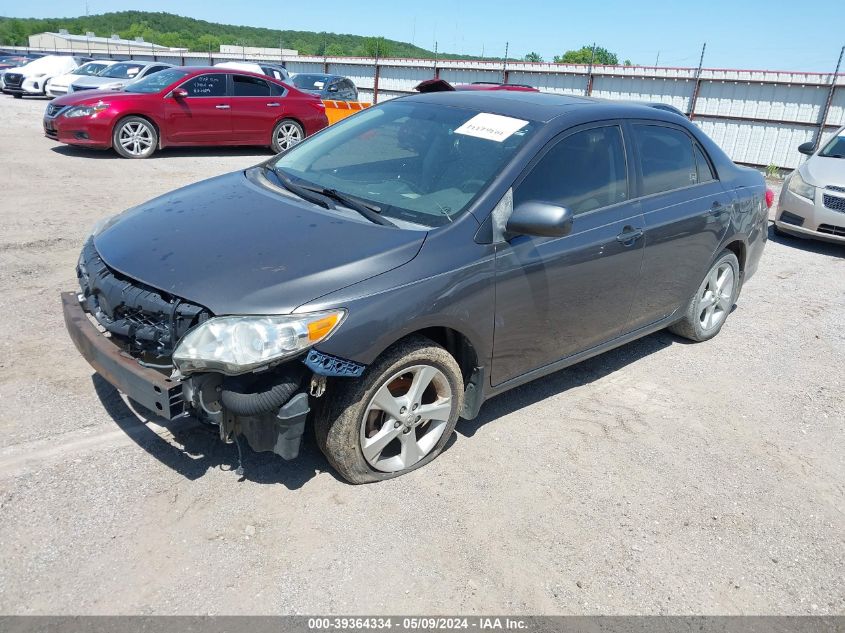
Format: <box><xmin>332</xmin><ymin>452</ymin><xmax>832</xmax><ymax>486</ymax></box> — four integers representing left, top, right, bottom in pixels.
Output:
<box><xmin>632</xmin><ymin>125</ymin><xmax>698</xmax><ymax>195</ymax></box>
<box><xmin>694</xmin><ymin>143</ymin><xmax>716</xmax><ymax>183</ymax></box>
<box><xmin>269</xmin><ymin>82</ymin><xmax>286</xmax><ymax>96</ymax></box>
<box><xmin>181</xmin><ymin>74</ymin><xmax>226</xmax><ymax>97</ymax></box>
<box><xmin>233</xmin><ymin>74</ymin><xmax>271</xmax><ymax>96</ymax></box>
<box><xmin>515</xmin><ymin>125</ymin><xmax>628</xmax><ymax>215</ymax></box>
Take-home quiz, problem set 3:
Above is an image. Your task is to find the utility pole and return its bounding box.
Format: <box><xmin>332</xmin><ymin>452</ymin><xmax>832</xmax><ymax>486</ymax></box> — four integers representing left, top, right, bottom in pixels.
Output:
<box><xmin>502</xmin><ymin>41</ymin><xmax>509</xmax><ymax>84</ymax></box>
<box><xmin>816</xmin><ymin>45</ymin><xmax>844</xmax><ymax>149</ymax></box>
<box><xmin>655</xmin><ymin>50</ymin><xmax>660</xmax><ymax>66</ymax></box>
<box><xmin>688</xmin><ymin>42</ymin><xmax>707</xmax><ymax>119</ymax></box>
<box><xmin>585</xmin><ymin>42</ymin><xmax>596</xmax><ymax>96</ymax></box>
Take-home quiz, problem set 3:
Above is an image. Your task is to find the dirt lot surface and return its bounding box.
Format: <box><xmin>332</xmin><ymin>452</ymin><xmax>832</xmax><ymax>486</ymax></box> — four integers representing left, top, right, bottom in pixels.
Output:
<box><xmin>0</xmin><ymin>96</ymin><xmax>842</xmax><ymax>616</ymax></box>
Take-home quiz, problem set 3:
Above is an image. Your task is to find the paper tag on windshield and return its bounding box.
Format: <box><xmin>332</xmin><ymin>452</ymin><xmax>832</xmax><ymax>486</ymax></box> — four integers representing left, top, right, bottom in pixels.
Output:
<box><xmin>455</xmin><ymin>113</ymin><xmax>528</xmax><ymax>142</ymax></box>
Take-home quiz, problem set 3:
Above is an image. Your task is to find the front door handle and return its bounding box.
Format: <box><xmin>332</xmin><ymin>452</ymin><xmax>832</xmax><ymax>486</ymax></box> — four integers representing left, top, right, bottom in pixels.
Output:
<box><xmin>616</xmin><ymin>226</ymin><xmax>644</xmax><ymax>245</ymax></box>
<box><xmin>215</xmin><ymin>104</ymin><xmax>230</xmax><ymax>110</ymax></box>
<box><xmin>266</xmin><ymin>102</ymin><xmax>281</xmax><ymax>107</ymax></box>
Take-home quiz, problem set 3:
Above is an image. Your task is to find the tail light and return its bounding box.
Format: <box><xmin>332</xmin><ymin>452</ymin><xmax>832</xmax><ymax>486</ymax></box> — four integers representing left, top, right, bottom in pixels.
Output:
<box><xmin>765</xmin><ymin>188</ymin><xmax>774</xmax><ymax>209</ymax></box>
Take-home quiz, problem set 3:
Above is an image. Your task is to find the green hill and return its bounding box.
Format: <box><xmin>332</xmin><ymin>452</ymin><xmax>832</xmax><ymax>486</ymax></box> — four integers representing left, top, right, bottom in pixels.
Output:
<box><xmin>0</xmin><ymin>11</ymin><xmax>488</xmax><ymax>60</ymax></box>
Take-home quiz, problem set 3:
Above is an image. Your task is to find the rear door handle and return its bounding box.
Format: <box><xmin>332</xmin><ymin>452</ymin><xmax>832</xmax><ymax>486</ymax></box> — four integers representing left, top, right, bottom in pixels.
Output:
<box><xmin>266</xmin><ymin>102</ymin><xmax>281</xmax><ymax>107</ymax></box>
<box><xmin>616</xmin><ymin>226</ymin><xmax>644</xmax><ymax>245</ymax></box>
<box><xmin>215</xmin><ymin>104</ymin><xmax>230</xmax><ymax>110</ymax></box>
<box><xmin>710</xmin><ymin>201</ymin><xmax>726</xmax><ymax>215</ymax></box>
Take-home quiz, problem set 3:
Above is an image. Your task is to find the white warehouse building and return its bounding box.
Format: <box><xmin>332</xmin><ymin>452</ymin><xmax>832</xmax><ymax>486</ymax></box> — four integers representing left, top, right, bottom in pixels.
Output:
<box><xmin>28</xmin><ymin>29</ymin><xmax>187</xmax><ymax>55</ymax></box>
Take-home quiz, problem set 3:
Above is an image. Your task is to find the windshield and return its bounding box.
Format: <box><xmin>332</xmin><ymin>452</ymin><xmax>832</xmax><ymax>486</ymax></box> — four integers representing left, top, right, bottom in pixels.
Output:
<box><xmin>291</xmin><ymin>74</ymin><xmax>328</xmax><ymax>91</ymax></box>
<box><xmin>124</xmin><ymin>68</ymin><xmax>189</xmax><ymax>93</ymax></box>
<box><xmin>100</xmin><ymin>63</ymin><xmax>144</xmax><ymax>79</ymax></box>
<box><xmin>75</xmin><ymin>62</ymin><xmax>110</xmax><ymax>76</ymax></box>
<box><xmin>819</xmin><ymin>131</ymin><xmax>845</xmax><ymax>158</ymax></box>
<box><xmin>271</xmin><ymin>100</ymin><xmax>537</xmax><ymax>227</ymax></box>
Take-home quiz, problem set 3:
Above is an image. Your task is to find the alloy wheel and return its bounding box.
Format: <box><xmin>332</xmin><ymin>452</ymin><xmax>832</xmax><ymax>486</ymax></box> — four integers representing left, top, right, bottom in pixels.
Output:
<box><xmin>117</xmin><ymin>121</ymin><xmax>154</xmax><ymax>157</ymax></box>
<box><xmin>359</xmin><ymin>365</ymin><xmax>453</xmax><ymax>473</ymax></box>
<box><xmin>697</xmin><ymin>262</ymin><xmax>735</xmax><ymax>331</ymax></box>
<box><xmin>276</xmin><ymin>123</ymin><xmax>302</xmax><ymax>151</ymax></box>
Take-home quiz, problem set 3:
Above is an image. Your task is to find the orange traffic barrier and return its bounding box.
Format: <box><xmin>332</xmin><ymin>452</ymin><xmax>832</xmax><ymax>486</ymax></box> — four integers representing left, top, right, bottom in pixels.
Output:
<box><xmin>323</xmin><ymin>100</ymin><xmax>371</xmax><ymax>125</ymax></box>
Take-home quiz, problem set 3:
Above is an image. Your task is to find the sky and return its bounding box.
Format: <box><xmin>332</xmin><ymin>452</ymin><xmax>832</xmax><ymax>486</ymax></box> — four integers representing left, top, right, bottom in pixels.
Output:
<box><xmin>1</xmin><ymin>0</ymin><xmax>843</xmax><ymax>73</ymax></box>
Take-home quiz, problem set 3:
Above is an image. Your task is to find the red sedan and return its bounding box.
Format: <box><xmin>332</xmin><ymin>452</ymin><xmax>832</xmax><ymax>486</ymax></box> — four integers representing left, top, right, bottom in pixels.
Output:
<box><xmin>43</xmin><ymin>67</ymin><xmax>329</xmax><ymax>158</ymax></box>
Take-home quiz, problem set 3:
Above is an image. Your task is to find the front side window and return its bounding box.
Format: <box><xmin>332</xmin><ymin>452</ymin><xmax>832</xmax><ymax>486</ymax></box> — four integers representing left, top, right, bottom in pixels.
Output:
<box><xmin>515</xmin><ymin>125</ymin><xmax>628</xmax><ymax>215</ymax></box>
<box><xmin>632</xmin><ymin>124</ymin><xmax>698</xmax><ymax>195</ymax></box>
<box><xmin>233</xmin><ymin>74</ymin><xmax>271</xmax><ymax>97</ymax></box>
<box><xmin>271</xmin><ymin>101</ymin><xmax>537</xmax><ymax>227</ymax></box>
<box><xmin>180</xmin><ymin>73</ymin><xmax>227</xmax><ymax>97</ymax></box>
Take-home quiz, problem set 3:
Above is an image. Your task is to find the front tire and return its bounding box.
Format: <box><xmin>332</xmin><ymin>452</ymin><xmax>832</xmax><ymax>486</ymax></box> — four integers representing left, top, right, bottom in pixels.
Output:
<box><xmin>669</xmin><ymin>250</ymin><xmax>740</xmax><ymax>342</ymax></box>
<box><xmin>271</xmin><ymin>119</ymin><xmax>304</xmax><ymax>154</ymax></box>
<box><xmin>112</xmin><ymin>116</ymin><xmax>158</xmax><ymax>159</ymax></box>
<box><xmin>314</xmin><ymin>336</ymin><xmax>464</xmax><ymax>484</ymax></box>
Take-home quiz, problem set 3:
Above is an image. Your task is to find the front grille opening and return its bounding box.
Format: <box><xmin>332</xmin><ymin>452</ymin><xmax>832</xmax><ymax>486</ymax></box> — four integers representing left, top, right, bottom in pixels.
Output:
<box><xmin>778</xmin><ymin>211</ymin><xmax>805</xmax><ymax>226</ymax></box>
<box><xmin>822</xmin><ymin>194</ymin><xmax>845</xmax><ymax>213</ymax></box>
<box><xmin>77</xmin><ymin>238</ymin><xmax>211</xmax><ymax>363</ymax></box>
<box><xmin>818</xmin><ymin>224</ymin><xmax>845</xmax><ymax>237</ymax></box>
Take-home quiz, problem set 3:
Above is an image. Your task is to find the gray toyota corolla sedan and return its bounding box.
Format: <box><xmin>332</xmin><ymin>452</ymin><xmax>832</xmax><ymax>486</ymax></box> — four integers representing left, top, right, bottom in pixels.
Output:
<box><xmin>63</xmin><ymin>91</ymin><xmax>769</xmax><ymax>483</ymax></box>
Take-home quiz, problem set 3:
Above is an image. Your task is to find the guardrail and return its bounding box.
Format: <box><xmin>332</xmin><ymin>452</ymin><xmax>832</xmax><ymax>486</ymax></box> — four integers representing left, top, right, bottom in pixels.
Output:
<box><xmin>4</xmin><ymin>44</ymin><xmax>843</xmax><ymax>169</ymax></box>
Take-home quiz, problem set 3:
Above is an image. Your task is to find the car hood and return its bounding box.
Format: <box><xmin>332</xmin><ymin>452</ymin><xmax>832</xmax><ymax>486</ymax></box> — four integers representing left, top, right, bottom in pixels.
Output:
<box><xmin>93</xmin><ymin>169</ymin><xmax>426</xmax><ymax>315</ymax></box>
<box><xmin>801</xmin><ymin>156</ymin><xmax>845</xmax><ymax>187</ymax></box>
<box><xmin>52</xmin><ymin>89</ymin><xmax>149</xmax><ymax>106</ymax></box>
<box><xmin>71</xmin><ymin>75</ymin><xmax>130</xmax><ymax>88</ymax></box>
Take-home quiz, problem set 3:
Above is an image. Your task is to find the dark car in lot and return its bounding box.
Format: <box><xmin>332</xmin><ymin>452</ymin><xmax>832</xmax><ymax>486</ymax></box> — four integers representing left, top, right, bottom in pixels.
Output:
<box><xmin>45</xmin><ymin>66</ymin><xmax>329</xmax><ymax>158</ymax></box>
<box><xmin>290</xmin><ymin>73</ymin><xmax>359</xmax><ymax>101</ymax></box>
<box><xmin>63</xmin><ymin>91</ymin><xmax>769</xmax><ymax>483</ymax></box>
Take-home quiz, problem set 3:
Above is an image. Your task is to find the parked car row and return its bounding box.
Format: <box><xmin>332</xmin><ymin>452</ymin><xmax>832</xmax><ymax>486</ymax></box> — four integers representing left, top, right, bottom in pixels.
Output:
<box><xmin>1</xmin><ymin>54</ymin><xmax>93</xmax><ymax>97</ymax></box>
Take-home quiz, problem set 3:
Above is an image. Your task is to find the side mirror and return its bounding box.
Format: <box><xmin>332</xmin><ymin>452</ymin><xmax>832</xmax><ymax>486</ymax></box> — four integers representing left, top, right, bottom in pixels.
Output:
<box><xmin>506</xmin><ymin>202</ymin><xmax>574</xmax><ymax>239</ymax></box>
<box><xmin>171</xmin><ymin>88</ymin><xmax>188</xmax><ymax>98</ymax></box>
<box><xmin>327</xmin><ymin>84</ymin><xmax>339</xmax><ymax>93</ymax></box>
<box><xmin>797</xmin><ymin>141</ymin><xmax>815</xmax><ymax>156</ymax></box>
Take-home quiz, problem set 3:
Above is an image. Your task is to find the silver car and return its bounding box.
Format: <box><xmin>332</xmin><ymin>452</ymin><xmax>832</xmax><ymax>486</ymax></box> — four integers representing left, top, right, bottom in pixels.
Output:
<box><xmin>775</xmin><ymin>126</ymin><xmax>845</xmax><ymax>244</ymax></box>
<box><xmin>69</xmin><ymin>61</ymin><xmax>174</xmax><ymax>93</ymax></box>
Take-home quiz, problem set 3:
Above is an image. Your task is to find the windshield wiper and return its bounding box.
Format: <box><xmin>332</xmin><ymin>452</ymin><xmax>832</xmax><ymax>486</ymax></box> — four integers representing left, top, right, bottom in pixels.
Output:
<box><xmin>303</xmin><ymin>186</ymin><xmax>396</xmax><ymax>227</ymax></box>
<box><xmin>272</xmin><ymin>168</ymin><xmax>396</xmax><ymax>227</ymax></box>
<box><xmin>263</xmin><ymin>166</ymin><xmax>334</xmax><ymax>210</ymax></box>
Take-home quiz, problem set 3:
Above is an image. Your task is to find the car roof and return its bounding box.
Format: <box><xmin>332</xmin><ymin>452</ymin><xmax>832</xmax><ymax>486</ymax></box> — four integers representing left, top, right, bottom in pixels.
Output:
<box><xmin>404</xmin><ymin>90</ymin><xmax>686</xmax><ymax>125</ymax></box>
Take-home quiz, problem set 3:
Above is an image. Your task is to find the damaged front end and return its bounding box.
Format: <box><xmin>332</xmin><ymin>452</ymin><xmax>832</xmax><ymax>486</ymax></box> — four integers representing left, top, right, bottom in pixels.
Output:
<box><xmin>66</xmin><ymin>238</ymin><xmax>361</xmax><ymax>471</ymax></box>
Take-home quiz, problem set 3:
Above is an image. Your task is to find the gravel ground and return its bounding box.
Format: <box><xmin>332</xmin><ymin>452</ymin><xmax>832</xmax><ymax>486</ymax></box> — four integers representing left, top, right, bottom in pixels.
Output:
<box><xmin>0</xmin><ymin>96</ymin><xmax>842</xmax><ymax>616</ymax></box>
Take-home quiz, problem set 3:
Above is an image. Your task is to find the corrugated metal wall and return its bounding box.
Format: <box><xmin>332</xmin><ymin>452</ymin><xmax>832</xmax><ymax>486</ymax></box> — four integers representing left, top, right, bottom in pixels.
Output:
<box><xmin>13</xmin><ymin>44</ymin><xmax>844</xmax><ymax>169</ymax></box>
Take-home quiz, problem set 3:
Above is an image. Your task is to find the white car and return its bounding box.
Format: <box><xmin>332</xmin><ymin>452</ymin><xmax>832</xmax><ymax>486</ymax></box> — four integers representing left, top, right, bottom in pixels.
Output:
<box><xmin>2</xmin><ymin>55</ymin><xmax>87</xmax><ymax>98</ymax></box>
<box><xmin>775</xmin><ymin>126</ymin><xmax>845</xmax><ymax>244</ymax></box>
<box><xmin>214</xmin><ymin>61</ymin><xmax>290</xmax><ymax>82</ymax></box>
<box><xmin>46</xmin><ymin>60</ymin><xmax>118</xmax><ymax>98</ymax></box>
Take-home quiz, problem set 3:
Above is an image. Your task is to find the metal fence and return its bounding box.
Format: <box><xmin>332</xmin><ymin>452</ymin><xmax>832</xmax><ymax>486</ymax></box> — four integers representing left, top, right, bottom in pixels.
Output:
<box><xmin>6</xmin><ymin>44</ymin><xmax>844</xmax><ymax>169</ymax></box>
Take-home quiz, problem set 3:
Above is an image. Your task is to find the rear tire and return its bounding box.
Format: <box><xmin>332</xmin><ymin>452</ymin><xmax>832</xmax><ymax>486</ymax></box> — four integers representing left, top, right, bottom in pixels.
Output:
<box><xmin>669</xmin><ymin>250</ymin><xmax>740</xmax><ymax>342</ymax></box>
<box><xmin>271</xmin><ymin>119</ymin><xmax>304</xmax><ymax>154</ymax></box>
<box><xmin>314</xmin><ymin>336</ymin><xmax>464</xmax><ymax>484</ymax></box>
<box><xmin>13</xmin><ymin>93</ymin><xmax>22</xmax><ymax>99</ymax></box>
<box><xmin>112</xmin><ymin>116</ymin><xmax>158</xmax><ymax>159</ymax></box>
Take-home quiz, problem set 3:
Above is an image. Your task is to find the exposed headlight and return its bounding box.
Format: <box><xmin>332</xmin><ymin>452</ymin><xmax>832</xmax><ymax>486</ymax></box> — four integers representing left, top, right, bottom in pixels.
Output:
<box><xmin>787</xmin><ymin>171</ymin><xmax>816</xmax><ymax>201</ymax></box>
<box><xmin>65</xmin><ymin>102</ymin><xmax>109</xmax><ymax>118</ymax></box>
<box><xmin>173</xmin><ymin>310</ymin><xmax>347</xmax><ymax>375</ymax></box>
